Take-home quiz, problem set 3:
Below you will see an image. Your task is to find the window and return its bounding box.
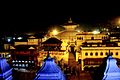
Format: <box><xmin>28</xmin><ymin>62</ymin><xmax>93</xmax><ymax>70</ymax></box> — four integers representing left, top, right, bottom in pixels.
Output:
<box><xmin>90</xmin><ymin>52</ymin><xmax>93</xmax><ymax>56</ymax></box>
<box><xmin>91</xmin><ymin>37</ymin><xmax>94</xmax><ymax>40</ymax></box>
<box><xmin>85</xmin><ymin>52</ymin><xmax>88</xmax><ymax>56</ymax></box>
<box><xmin>106</xmin><ymin>52</ymin><xmax>108</xmax><ymax>55</ymax></box>
<box><xmin>100</xmin><ymin>52</ymin><xmax>103</xmax><ymax>56</ymax></box>
<box><xmin>110</xmin><ymin>52</ymin><xmax>113</xmax><ymax>55</ymax></box>
<box><xmin>116</xmin><ymin>52</ymin><xmax>118</xmax><ymax>56</ymax></box>
<box><xmin>95</xmin><ymin>52</ymin><xmax>98</xmax><ymax>56</ymax></box>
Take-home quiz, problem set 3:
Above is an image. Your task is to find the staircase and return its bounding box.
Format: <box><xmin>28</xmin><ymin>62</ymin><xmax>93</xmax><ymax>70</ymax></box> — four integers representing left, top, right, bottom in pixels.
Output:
<box><xmin>68</xmin><ymin>52</ymin><xmax>78</xmax><ymax>68</ymax></box>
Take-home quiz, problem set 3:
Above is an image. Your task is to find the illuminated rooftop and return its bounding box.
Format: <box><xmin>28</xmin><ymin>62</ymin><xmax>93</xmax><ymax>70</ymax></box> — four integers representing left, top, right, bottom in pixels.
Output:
<box><xmin>34</xmin><ymin>56</ymin><xmax>66</xmax><ymax>80</ymax></box>
<box><xmin>103</xmin><ymin>56</ymin><xmax>120</xmax><ymax>80</ymax></box>
<box><xmin>0</xmin><ymin>58</ymin><xmax>12</xmax><ymax>80</ymax></box>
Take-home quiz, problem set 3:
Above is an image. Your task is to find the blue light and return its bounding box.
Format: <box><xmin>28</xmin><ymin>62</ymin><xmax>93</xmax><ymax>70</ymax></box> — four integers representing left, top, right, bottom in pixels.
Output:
<box><xmin>0</xmin><ymin>58</ymin><xmax>12</xmax><ymax>80</ymax></box>
<box><xmin>102</xmin><ymin>56</ymin><xmax>120</xmax><ymax>80</ymax></box>
<box><xmin>34</xmin><ymin>56</ymin><xmax>66</xmax><ymax>80</ymax></box>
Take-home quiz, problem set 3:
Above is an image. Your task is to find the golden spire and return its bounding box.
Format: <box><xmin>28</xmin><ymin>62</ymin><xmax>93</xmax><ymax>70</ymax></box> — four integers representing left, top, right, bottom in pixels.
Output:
<box><xmin>68</xmin><ymin>17</ymin><xmax>72</xmax><ymax>23</ymax></box>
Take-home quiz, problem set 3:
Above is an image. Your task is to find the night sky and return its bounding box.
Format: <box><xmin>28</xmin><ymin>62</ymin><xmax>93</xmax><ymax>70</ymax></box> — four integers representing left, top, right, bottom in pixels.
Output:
<box><xmin>1</xmin><ymin>1</ymin><xmax>120</xmax><ymax>33</ymax></box>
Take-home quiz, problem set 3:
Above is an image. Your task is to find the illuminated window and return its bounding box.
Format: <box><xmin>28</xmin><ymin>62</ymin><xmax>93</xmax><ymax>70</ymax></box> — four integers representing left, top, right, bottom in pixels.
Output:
<box><xmin>95</xmin><ymin>52</ymin><xmax>98</xmax><ymax>56</ymax></box>
<box><xmin>25</xmin><ymin>61</ymin><xmax>28</xmax><ymax>63</ymax></box>
<box><xmin>19</xmin><ymin>61</ymin><xmax>21</xmax><ymax>62</ymax></box>
<box><xmin>85</xmin><ymin>52</ymin><xmax>88</xmax><ymax>56</ymax></box>
<box><xmin>12</xmin><ymin>60</ymin><xmax>15</xmax><ymax>63</ymax></box>
<box><xmin>22</xmin><ymin>61</ymin><xmax>24</xmax><ymax>62</ymax></box>
<box><xmin>100</xmin><ymin>52</ymin><xmax>103</xmax><ymax>56</ymax></box>
<box><xmin>90</xmin><ymin>52</ymin><xmax>93</xmax><ymax>56</ymax></box>
<box><xmin>16</xmin><ymin>64</ymin><xmax>18</xmax><ymax>66</ymax></box>
<box><xmin>26</xmin><ymin>64</ymin><xmax>28</xmax><ymax>67</ymax></box>
<box><xmin>116</xmin><ymin>52</ymin><xmax>118</xmax><ymax>55</ymax></box>
<box><xmin>22</xmin><ymin>64</ymin><xmax>25</xmax><ymax>67</ymax></box>
<box><xmin>13</xmin><ymin>64</ymin><xmax>15</xmax><ymax>66</ymax></box>
<box><xmin>19</xmin><ymin>64</ymin><xmax>21</xmax><ymax>66</ymax></box>
<box><xmin>32</xmin><ymin>61</ymin><xmax>34</xmax><ymax>63</ymax></box>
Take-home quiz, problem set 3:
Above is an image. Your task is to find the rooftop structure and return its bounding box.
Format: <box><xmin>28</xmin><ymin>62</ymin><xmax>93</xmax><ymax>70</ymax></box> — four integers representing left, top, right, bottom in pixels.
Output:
<box><xmin>0</xmin><ymin>58</ymin><xmax>12</xmax><ymax>80</ymax></box>
<box><xmin>34</xmin><ymin>55</ymin><xmax>66</xmax><ymax>80</ymax></box>
<box><xmin>103</xmin><ymin>56</ymin><xmax>120</xmax><ymax>80</ymax></box>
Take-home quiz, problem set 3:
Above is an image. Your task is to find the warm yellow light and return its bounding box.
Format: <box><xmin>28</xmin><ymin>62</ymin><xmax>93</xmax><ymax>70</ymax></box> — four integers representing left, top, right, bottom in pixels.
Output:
<box><xmin>118</xmin><ymin>18</ymin><xmax>120</xmax><ymax>25</ymax></box>
<box><xmin>92</xmin><ymin>30</ymin><xmax>100</xmax><ymax>34</ymax></box>
<box><xmin>52</xmin><ymin>29</ymin><xmax>58</xmax><ymax>35</ymax></box>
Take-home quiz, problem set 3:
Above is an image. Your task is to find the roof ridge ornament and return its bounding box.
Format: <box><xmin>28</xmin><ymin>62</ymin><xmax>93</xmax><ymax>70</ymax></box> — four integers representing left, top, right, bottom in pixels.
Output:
<box><xmin>68</xmin><ymin>17</ymin><xmax>72</xmax><ymax>23</ymax></box>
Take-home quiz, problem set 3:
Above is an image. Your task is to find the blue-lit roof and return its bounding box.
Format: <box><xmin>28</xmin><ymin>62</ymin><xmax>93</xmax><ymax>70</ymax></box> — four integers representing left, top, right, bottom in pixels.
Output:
<box><xmin>0</xmin><ymin>58</ymin><xmax>12</xmax><ymax>80</ymax></box>
<box><xmin>103</xmin><ymin>56</ymin><xmax>120</xmax><ymax>80</ymax></box>
<box><xmin>0</xmin><ymin>58</ymin><xmax>11</xmax><ymax>73</ymax></box>
<box><xmin>34</xmin><ymin>56</ymin><xmax>66</xmax><ymax>80</ymax></box>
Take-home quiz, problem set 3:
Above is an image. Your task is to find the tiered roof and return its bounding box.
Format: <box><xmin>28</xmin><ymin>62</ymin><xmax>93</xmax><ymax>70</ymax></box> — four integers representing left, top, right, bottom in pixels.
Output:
<box><xmin>103</xmin><ymin>56</ymin><xmax>120</xmax><ymax>80</ymax></box>
<box><xmin>0</xmin><ymin>58</ymin><xmax>12</xmax><ymax>80</ymax></box>
<box><xmin>34</xmin><ymin>56</ymin><xmax>66</xmax><ymax>80</ymax></box>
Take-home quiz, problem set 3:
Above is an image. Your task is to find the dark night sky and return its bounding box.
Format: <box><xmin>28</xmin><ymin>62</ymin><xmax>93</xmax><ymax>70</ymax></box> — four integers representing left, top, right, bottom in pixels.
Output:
<box><xmin>1</xmin><ymin>1</ymin><xmax>120</xmax><ymax>33</ymax></box>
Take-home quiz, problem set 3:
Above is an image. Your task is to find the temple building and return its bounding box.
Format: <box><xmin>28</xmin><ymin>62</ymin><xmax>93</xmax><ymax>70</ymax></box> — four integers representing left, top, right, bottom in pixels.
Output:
<box><xmin>10</xmin><ymin>45</ymin><xmax>37</xmax><ymax>69</ymax></box>
<box><xmin>45</xmin><ymin>18</ymin><xmax>120</xmax><ymax>71</ymax></box>
<box><xmin>34</xmin><ymin>56</ymin><xmax>66</xmax><ymax>80</ymax></box>
<box><xmin>0</xmin><ymin>58</ymin><xmax>12</xmax><ymax>80</ymax></box>
<box><xmin>38</xmin><ymin>37</ymin><xmax>68</xmax><ymax>66</ymax></box>
<box><xmin>79</xmin><ymin>45</ymin><xmax>120</xmax><ymax>71</ymax></box>
<box><xmin>102</xmin><ymin>56</ymin><xmax>120</xmax><ymax>80</ymax></box>
<box><xmin>50</xmin><ymin>18</ymin><xmax>80</xmax><ymax>51</ymax></box>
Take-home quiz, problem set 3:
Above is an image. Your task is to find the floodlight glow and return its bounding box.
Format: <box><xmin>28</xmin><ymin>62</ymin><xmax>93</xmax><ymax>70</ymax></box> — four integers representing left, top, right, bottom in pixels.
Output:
<box><xmin>13</xmin><ymin>37</ymin><xmax>15</xmax><ymax>40</ymax></box>
<box><xmin>34</xmin><ymin>56</ymin><xmax>66</xmax><ymax>80</ymax></box>
<box><xmin>92</xmin><ymin>30</ymin><xmax>100</xmax><ymax>34</ymax></box>
<box><xmin>52</xmin><ymin>29</ymin><xmax>58</xmax><ymax>35</ymax></box>
<box><xmin>0</xmin><ymin>58</ymin><xmax>13</xmax><ymax>80</ymax></box>
<box><xmin>17</xmin><ymin>37</ymin><xmax>22</xmax><ymax>40</ymax></box>
<box><xmin>103</xmin><ymin>56</ymin><xmax>120</xmax><ymax>80</ymax></box>
<box><xmin>8</xmin><ymin>54</ymin><xmax>11</xmax><ymax>57</ymax></box>
<box><xmin>7</xmin><ymin>39</ymin><xmax>11</xmax><ymax>42</ymax></box>
<box><xmin>118</xmin><ymin>18</ymin><xmax>120</xmax><ymax>25</ymax></box>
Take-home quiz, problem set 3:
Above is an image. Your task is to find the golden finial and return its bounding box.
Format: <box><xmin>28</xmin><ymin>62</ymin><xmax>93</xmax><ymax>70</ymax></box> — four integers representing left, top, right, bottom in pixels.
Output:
<box><xmin>68</xmin><ymin>17</ymin><xmax>72</xmax><ymax>23</ymax></box>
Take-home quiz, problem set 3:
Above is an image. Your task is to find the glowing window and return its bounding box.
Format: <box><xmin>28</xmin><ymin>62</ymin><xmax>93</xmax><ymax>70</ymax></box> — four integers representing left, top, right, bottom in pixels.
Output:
<box><xmin>19</xmin><ymin>61</ymin><xmax>21</xmax><ymax>62</ymax></box>
<box><xmin>22</xmin><ymin>61</ymin><xmax>24</xmax><ymax>62</ymax></box>
<box><xmin>19</xmin><ymin>64</ymin><xmax>21</xmax><ymax>66</ymax></box>
<box><xmin>13</xmin><ymin>64</ymin><xmax>15</xmax><ymax>66</ymax></box>
<box><xmin>26</xmin><ymin>64</ymin><xmax>28</xmax><ymax>67</ymax></box>
<box><xmin>22</xmin><ymin>64</ymin><xmax>25</xmax><ymax>67</ymax></box>
<box><xmin>16</xmin><ymin>64</ymin><xmax>18</xmax><ymax>66</ymax></box>
<box><xmin>12</xmin><ymin>60</ymin><xmax>15</xmax><ymax>63</ymax></box>
<box><xmin>32</xmin><ymin>61</ymin><xmax>34</xmax><ymax>63</ymax></box>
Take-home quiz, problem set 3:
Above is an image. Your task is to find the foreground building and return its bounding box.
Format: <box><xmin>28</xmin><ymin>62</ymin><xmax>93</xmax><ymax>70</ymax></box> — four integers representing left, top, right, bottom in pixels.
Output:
<box><xmin>103</xmin><ymin>56</ymin><xmax>120</xmax><ymax>80</ymax></box>
<box><xmin>0</xmin><ymin>58</ymin><xmax>12</xmax><ymax>80</ymax></box>
<box><xmin>34</xmin><ymin>55</ymin><xmax>66</xmax><ymax>80</ymax></box>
